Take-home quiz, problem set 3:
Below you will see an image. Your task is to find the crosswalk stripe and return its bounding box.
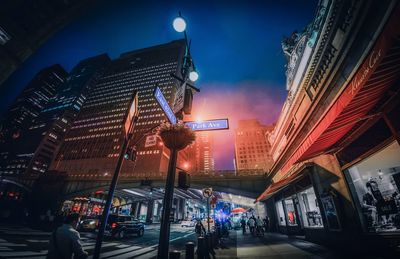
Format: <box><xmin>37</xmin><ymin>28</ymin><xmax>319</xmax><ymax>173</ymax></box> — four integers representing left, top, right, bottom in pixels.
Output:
<box><xmin>0</xmin><ymin>227</ymin><xmax>46</xmax><ymax>233</ymax></box>
<box><xmin>84</xmin><ymin>242</ymin><xmax>118</xmax><ymax>250</ymax></box>
<box><xmin>87</xmin><ymin>245</ymin><xmax>142</xmax><ymax>259</ymax></box>
<box><xmin>116</xmin><ymin>244</ymin><xmax>131</xmax><ymax>248</ymax></box>
<box><xmin>2</xmin><ymin>231</ymin><xmax>50</xmax><ymax>236</ymax></box>
<box><xmin>0</xmin><ymin>250</ymin><xmax>47</xmax><ymax>257</ymax></box>
<box><xmin>135</xmin><ymin>249</ymin><xmax>158</xmax><ymax>259</ymax></box>
<box><xmin>27</xmin><ymin>239</ymin><xmax>49</xmax><ymax>243</ymax></box>
<box><xmin>0</xmin><ymin>242</ymin><xmax>27</xmax><ymax>247</ymax></box>
<box><xmin>112</xmin><ymin>247</ymin><xmax>155</xmax><ymax>259</ymax></box>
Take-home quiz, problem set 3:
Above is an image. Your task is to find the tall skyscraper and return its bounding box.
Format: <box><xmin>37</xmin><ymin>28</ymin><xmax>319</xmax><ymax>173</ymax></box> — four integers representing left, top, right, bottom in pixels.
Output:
<box><xmin>0</xmin><ymin>64</ymin><xmax>67</xmax><ymax>140</ymax></box>
<box><xmin>234</xmin><ymin>119</ymin><xmax>274</xmax><ymax>172</ymax></box>
<box><xmin>0</xmin><ymin>55</ymin><xmax>110</xmax><ymax>177</ymax></box>
<box><xmin>187</xmin><ymin>132</ymin><xmax>215</xmax><ymax>173</ymax></box>
<box><xmin>51</xmin><ymin>40</ymin><xmax>191</xmax><ymax>177</ymax></box>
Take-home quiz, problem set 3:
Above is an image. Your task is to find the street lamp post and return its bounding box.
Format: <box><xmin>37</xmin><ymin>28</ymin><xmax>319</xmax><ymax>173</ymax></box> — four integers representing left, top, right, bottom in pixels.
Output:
<box><xmin>173</xmin><ymin>12</ymin><xmax>199</xmax><ymax>86</ymax></box>
<box><xmin>156</xmin><ymin>13</ymin><xmax>199</xmax><ymax>259</ymax></box>
<box><xmin>156</xmin><ymin>122</ymin><xmax>195</xmax><ymax>259</ymax></box>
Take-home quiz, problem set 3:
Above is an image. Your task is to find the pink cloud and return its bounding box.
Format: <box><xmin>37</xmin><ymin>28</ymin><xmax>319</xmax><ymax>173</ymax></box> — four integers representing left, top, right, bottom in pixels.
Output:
<box><xmin>187</xmin><ymin>82</ymin><xmax>287</xmax><ymax>170</ymax></box>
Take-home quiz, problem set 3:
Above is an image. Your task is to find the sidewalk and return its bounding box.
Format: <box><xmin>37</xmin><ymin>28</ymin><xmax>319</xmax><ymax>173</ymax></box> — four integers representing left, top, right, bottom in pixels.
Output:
<box><xmin>213</xmin><ymin>230</ymin><xmax>337</xmax><ymax>259</ymax></box>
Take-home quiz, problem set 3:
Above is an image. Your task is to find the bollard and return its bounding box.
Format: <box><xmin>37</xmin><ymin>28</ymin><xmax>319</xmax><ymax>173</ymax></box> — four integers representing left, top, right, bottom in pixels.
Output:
<box><xmin>206</xmin><ymin>233</ymin><xmax>213</xmax><ymax>250</ymax></box>
<box><xmin>196</xmin><ymin>236</ymin><xmax>205</xmax><ymax>259</ymax></box>
<box><xmin>170</xmin><ymin>250</ymin><xmax>181</xmax><ymax>259</ymax></box>
<box><xmin>185</xmin><ymin>242</ymin><xmax>195</xmax><ymax>259</ymax></box>
<box><xmin>211</xmin><ymin>232</ymin><xmax>218</xmax><ymax>248</ymax></box>
<box><xmin>205</xmin><ymin>233</ymin><xmax>215</xmax><ymax>256</ymax></box>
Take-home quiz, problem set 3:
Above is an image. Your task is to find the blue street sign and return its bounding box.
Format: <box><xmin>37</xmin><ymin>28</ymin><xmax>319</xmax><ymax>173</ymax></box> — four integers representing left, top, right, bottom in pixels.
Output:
<box><xmin>153</xmin><ymin>86</ymin><xmax>177</xmax><ymax>125</ymax></box>
<box><xmin>185</xmin><ymin>119</ymin><xmax>229</xmax><ymax>131</ymax></box>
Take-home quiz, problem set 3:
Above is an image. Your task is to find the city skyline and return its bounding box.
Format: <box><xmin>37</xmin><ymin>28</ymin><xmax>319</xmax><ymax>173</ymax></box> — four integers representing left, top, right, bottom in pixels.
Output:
<box><xmin>0</xmin><ymin>1</ymin><xmax>317</xmax><ymax>170</ymax></box>
<box><xmin>1</xmin><ymin>1</ymin><xmax>400</xmax><ymax>258</ymax></box>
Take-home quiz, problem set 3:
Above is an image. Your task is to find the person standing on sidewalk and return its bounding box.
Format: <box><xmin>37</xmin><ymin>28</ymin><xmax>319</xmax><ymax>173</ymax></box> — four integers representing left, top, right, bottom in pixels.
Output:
<box><xmin>195</xmin><ymin>220</ymin><xmax>206</xmax><ymax>236</ymax></box>
<box><xmin>240</xmin><ymin>217</ymin><xmax>247</xmax><ymax>234</ymax></box>
<box><xmin>248</xmin><ymin>217</ymin><xmax>256</xmax><ymax>236</ymax></box>
<box><xmin>46</xmin><ymin>213</ymin><xmax>88</xmax><ymax>259</ymax></box>
<box><xmin>263</xmin><ymin>216</ymin><xmax>270</xmax><ymax>232</ymax></box>
<box><xmin>256</xmin><ymin>216</ymin><xmax>264</xmax><ymax>236</ymax></box>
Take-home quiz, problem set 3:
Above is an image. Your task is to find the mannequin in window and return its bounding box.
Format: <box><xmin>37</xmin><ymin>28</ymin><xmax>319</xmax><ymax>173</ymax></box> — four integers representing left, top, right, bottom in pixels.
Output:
<box><xmin>366</xmin><ymin>177</ymin><xmax>384</xmax><ymax>203</ymax></box>
<box><xmin>362</xmin><ymin>191</ymin><xmax>376</xmax><ymax>207</ymax></box>
<box><xmin>362</xmin><ymin>189</ymin><xmax>377</xmax><ymax>228</ymax></box>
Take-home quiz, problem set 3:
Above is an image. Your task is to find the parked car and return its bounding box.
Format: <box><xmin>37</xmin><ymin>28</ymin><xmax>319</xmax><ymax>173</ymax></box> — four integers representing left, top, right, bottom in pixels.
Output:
<box><xmin>78</xmin><ymin>216</ymin><xmax>100</xmax><ymax>232</ymax></box>
<box><xmin>181</xmin><ymin>220</ymin><xmax>195</xmax><ymax>227</ymax></box>
<box><xmin>104</xmin><ymin>214</ymin><xmax>145</xmax><ymax>239</ymax></box>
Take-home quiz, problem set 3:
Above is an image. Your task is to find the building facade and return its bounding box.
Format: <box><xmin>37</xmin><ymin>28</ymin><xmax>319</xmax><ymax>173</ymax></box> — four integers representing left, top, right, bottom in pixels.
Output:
<box><xmin>0</xmin><ymin>64</ymin><xmax>67</xmax><ymax>220</ymax></box>
<box><xmin>51</xmin><ymin>40</ymin><xmax>190</xmax><ymax>179</ymax></box>
<box><xmin>187</xmin><ymin>131</ymin><xmax>215</xmax><ymax>173</ymax></box>
<box><xmin>0</xmin><ymin>64</ymin><xmax>67</xmax><ymax>175</ymax></box>
<box><xmin>10</xmin><ymin>55</ymin><xmax>110</xmax><ymax>179</ymax></box>
<box><xmin>234</xmin><ymin>119</ymin><xmax>274</xmax><ymax>172</ymax></box>
<box><xmin>257</xmin><ymin>0</ymin><xmax>400</xmax><ymax>254</ymax></box>
<box><xmin>0</xmin><ymin>64</ymin><xmax>67</xmax><ymax>139</ymax></box>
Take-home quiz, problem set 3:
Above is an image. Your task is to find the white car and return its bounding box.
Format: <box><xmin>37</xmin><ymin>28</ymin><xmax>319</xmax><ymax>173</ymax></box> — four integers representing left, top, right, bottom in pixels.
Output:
<box><xmin>181</xmin><ymin>220</ymin><xmax>195</xmax><ymax>227</ymax></box>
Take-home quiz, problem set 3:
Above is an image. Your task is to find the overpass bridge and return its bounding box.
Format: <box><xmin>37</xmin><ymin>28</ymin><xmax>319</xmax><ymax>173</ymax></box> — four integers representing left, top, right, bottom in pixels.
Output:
<box><xmin>1</xmin><ymin>170</ymin><xmax>270</xmax><ymax>222</ymax></box>
<box><xmin>3</xmin><ymin>170</ymin><xmax>269</xmax><ymax>201</ymax></box>
<box><xmin>63</xmin><ymin>170</ymin><xmax>268</xmax><ymax>201</ymax></box>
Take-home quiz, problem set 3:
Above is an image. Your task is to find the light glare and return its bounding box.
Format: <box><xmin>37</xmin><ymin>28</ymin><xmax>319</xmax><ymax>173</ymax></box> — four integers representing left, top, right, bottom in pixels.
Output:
<box><xmin>189</xmin><ymin>71</ymin><xmax>199</xmax><ymax>82</ymax></box>
<box><xmin>173</xmin><ymin>17</ymin><xmax>186</xmax><ymax>32</ymax></box>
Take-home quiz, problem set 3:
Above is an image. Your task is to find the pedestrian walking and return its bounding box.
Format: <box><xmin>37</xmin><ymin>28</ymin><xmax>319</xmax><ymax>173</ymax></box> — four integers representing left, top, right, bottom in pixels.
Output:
<box><xmin>248</xmin><ymin>217</ymin><xmax>256</xmax><ymax>236</ymax></box>
<box><xmin>256</xmin><ymin>216</ymin><xmax>264</xmax><ymax>237</ymax></box>
<box><xmin>46</xmin><ymin>213</ymin><xmax>88</xmax><ymax>259</ymax></box>
<box><xmin>195</xmin><ymin>220</ymin><xmax>205</xmax><ymax>236</ymax></box>
<box><xmin>240</xmin><ymin>217</ymin><xmax>247</xmax><ymax>234</ymax></box>
<box><xmin>263</xmin><ymin>216</ymin><xmax>270</xmax><ymax>232</ymax></box>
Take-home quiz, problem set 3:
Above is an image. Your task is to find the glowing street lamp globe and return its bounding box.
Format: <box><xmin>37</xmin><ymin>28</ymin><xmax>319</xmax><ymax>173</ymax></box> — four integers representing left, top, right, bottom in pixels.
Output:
<box><xmin>173</xmin><ymin>17</ymin><xmax>186</xmax><ymax>32</ymax></box>
<box><xmin>189</xmin><ymin>70</ymin><xmax>199</xmax><ymax>82</ymax></box>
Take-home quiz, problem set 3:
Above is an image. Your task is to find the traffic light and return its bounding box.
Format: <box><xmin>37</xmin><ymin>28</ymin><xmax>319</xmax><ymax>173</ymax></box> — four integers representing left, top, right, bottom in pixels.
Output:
<box><xmin>124</xmin><ymin>146</ymin><xmax>137</xmax><ymax>162</ymax></box>
<box><xmin>178</xmin><ymin>171</ymin><xmax>190</xmax><ymax>189</ymax></box>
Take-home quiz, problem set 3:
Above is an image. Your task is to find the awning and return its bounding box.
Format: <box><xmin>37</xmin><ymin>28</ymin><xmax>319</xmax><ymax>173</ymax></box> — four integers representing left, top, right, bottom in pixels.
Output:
<box><xmin>281</xmin><ymin>5</ymin><xmax>400</xmax><ymax>173</ymax></box>
<box><xmin>256</xmin><ymin>163</ymin><xmax>312</xmax><ymax>202</ymax></box>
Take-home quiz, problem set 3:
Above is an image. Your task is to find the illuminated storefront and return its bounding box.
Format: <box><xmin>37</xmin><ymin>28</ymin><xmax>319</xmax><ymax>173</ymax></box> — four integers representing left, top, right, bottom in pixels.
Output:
<box><xmin>257</xmin><ymin>0</ymin><xmax>400</xmax><ymax>252</ymax></box>
<box><xmin>344</xmin><ymin>141</ymin><xmax>400</xmax><ymax>233</ymax></box>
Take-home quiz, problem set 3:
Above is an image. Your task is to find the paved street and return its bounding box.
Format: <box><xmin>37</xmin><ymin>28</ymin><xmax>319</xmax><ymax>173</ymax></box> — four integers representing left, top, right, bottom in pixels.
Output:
<box><xmin>0</xmin><ymin>224</ymin><xmax>196</xmax><ymax>259</ymax></box>
<box><xmin>2</xmin><ymin>223</ymin><xmax>398</xmax><ymax>258</ymax></box>
<box><xmin>213</xmin><ymin>230</ymin><xmax>338</xmax><ymax>259</ymax></box>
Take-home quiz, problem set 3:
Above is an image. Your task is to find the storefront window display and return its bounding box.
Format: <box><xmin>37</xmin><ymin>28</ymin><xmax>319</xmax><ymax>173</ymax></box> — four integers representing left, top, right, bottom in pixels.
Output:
<box><xmin>346</xmin><ymin>141</ymin><xmax>400</xmax><ymax>233</ymax></box>
<box><xmin>284</xmin><ymin>198</ymin><xmax>297</xmax><ymax>226</ymax></box>
<box><xmin>275</xmin><ymin>200</ymin><xmax>287</xmax><ymax>226</ymax></box>
<box><xmin>298</xmin><ymin>187</ymin><xmax>323</xmax><ymax>228</ymax></box>
<box><xmin>320</xmin><ymin>194</ymin><xmax>341</xmax><ymax>230</ymax></box>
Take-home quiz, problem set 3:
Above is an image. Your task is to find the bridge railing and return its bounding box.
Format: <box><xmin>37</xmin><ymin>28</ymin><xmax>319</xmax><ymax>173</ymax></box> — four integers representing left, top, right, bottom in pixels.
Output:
<box><xmin>66</xmin><ymin>169</ymin><xmax>267</xmax><ymax>181</ymax></box>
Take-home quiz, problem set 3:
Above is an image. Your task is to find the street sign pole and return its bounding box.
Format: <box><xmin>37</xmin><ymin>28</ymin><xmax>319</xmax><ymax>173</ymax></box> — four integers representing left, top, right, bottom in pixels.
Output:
<box><xmin>207</xmin><ymin>197</ymin><xmax>210</xmax><ymax>234</ymax></box>
<box><xmin>157</xmin><ymin>147</ymin><xmax>178</xmax><ymax>259</ymax></box>
<box><xmin>153</xmin><ymin>85</ymin><xmax>181</xmax><ymax>259</ymax></box>
<box><xmin>93</xmin><ymin>92</ymin><xmax>138</xmax><ymax>259</ymax></box>
<box><xmin>93</xmin><ymin>133</ymin><xmax>129</xmax><ymax>259</ymax></box>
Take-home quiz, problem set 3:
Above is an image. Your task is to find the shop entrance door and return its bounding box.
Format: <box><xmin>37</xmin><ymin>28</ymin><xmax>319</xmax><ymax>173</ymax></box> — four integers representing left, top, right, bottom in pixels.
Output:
<box><xmin>284</xmin><ymin>196</ymin><xmax>304</xmax><ymax>235</ymax></box>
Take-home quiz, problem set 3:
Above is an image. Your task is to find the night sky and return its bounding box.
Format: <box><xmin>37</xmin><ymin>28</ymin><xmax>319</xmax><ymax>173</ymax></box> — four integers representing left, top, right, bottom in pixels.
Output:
<box><xmin>0</xmin><ymin>0</ymin><xmax>317</xmax><ymax>170</ymax></box>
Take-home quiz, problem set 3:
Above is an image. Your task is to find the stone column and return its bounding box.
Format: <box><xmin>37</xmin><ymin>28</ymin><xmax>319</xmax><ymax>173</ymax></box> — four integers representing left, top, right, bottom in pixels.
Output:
<box><xmin>136</xmin><ymin>202</ymin><xmax>142</xmax><ymax>219</ymax></box>
<box><xmin>179</xmin><ymin>198</ymin><xmax>186</xmax><ymax>220</ymax></box>
<box><xmin>146</xmin><ymin>200</ymin><xmax>154</xmax><ymax>223</ymax></box>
